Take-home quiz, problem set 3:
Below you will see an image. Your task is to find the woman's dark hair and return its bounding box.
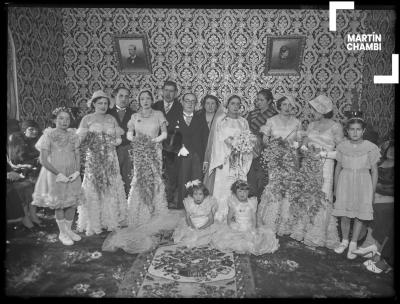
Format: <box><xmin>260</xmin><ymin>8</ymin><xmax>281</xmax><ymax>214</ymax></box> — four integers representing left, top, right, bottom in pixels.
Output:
<box><xmin>275</xmin><ymin>96</ymin><xmax>289</xmax><ymax>111</ymax></box>
<box><xmin>230</xmin><ymin>180</ymin><xmax>250</xmax><ymax>194</ymax></box>
<box><xmin>21</xmin><ymin>120</ymin><xmax>40</xmax><ymax>134</ymax></box>
<box><xmin>345</xmin><ymin>117</ymin><xmax>366</xmax><ymax>130</ymax></box>
<box><xmin>185</xmin><ymin>183</ymin><xmax>210</xmax><ymax>198</ymax></box>
<box><xmin>323</xmin><ymin>110</ymin><xmax>334</xmax><ymax>119</ymax></box>
<box><xmin>137</xmin><ymin>90</ymin><xmax>154</xmax><ymax>107</ymax></box>
<box><xmin>201</xmin><ymin>94</ymin><xmax>220</xmax><ymax>109</ymax></box>
<box><xmin>226</xmin><ymin>95</ymin><xmax>241</xmax><ymax>107</ymax></box>
<box><xmin>90</xmin><ymin>96</ymin><xmax>110</xmax><ymax>111</ymax></box>
<box><xmin>257</xmin><ymin>89</ymin><xmax>273</xmax><ymax>102</ymax></box>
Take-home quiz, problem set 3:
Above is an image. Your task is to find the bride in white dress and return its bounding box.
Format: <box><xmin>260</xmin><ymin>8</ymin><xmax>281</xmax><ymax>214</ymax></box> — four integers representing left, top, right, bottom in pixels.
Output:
<box><xmin>102</xmin><ymin>90</ymin><xmax>183</xmax><ymax>254</ymax></box>
<box><xmin>205</xmin><ymin>95</ymin><xmax>253</xmax><ymax>223</ymax></box>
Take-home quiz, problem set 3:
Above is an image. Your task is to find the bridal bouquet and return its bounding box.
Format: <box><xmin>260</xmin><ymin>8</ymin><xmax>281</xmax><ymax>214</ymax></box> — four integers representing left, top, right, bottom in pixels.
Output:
<box><xmin>80</xmin><ymin>131</ymin><xmax>119</xmax><ymax>196</ymax></box>
<box><xmin>229</xmin><ymin>130</ymin><xmax>258</xmax><ymax>172</ymax></box>
<box><xmin>129</xmin><ymin>134</ymin><xmax>162</xmax><ymax>213</ymax></box>
<box><xmin>260</xmin><ymin>137</ymin><xmax>298</xmax><ymax>198</ymax></box>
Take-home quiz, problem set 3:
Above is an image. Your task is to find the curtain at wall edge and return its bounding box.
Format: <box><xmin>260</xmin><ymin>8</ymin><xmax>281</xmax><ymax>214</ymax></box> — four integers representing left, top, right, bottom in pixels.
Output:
<box><xmin>7</xmin><ymin>26</ymin><xmax>19</xmax><ymax>121</ymax></box>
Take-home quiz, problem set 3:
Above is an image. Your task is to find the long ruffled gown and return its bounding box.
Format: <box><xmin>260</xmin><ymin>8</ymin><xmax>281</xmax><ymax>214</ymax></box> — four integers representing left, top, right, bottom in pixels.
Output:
<box><xmin>290</xmin><ymin>121</ymin><xmax>343</xmax><ymax>248</ymax></box>
<box><xmin>173</xmin><ymin>196</ymin><xmax>219</xmax><ymax>248</ymax></box>
<box><xmin>208</xmin><ymin>115</ymin><xmax>253</xmax><ymax>222</ymax></box>
<box><xmin>257</xmin><ymin>114</ymin><xmax>301</xmax><ymax>236</ymax></box>
<box><xmin>211</xmin><ymin>195</ymin><xmax>279</xmax><ymax>255</ymax></box>
<box><xmin>102</xmin><ymin>110</ymin><xmax>184</xmax><ymax>254</ymax></box>
<box><xmin>76</xmin><ymin>114</ymin><xmax>128</xmax><ymax>235</ymax></box>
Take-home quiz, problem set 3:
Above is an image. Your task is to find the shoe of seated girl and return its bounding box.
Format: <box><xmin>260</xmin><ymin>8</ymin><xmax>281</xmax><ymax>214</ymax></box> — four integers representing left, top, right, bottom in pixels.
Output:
<box><xmin>363</xmin><ymin>259</ymin><xmax>375</xmax><ymax>267</ymax></box>
<box><xmin>352</xmin><ymin>244</ymin><xmax>378</xmax><ymax>256</ymax></box>
<box><xmin>366</xmin><ymin>259</ymin><xmax>392</xmax><ymax>274</ymax></box>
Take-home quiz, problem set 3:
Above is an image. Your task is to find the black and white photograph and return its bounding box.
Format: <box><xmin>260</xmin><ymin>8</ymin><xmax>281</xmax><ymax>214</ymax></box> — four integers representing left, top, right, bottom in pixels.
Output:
<box><xmin>114</xmin><ymin>34</ymin><xmax>152</xmax><ymax>74</ymax></box>
<box><xmin>5</xmin><ymin>3</ymin><xmax>397</xmax><ymax>299</ymax></box>
<box><xmin>264</xmin><ymin>35</ymin><xmax>306</xmax><ymax>76</ymax></box>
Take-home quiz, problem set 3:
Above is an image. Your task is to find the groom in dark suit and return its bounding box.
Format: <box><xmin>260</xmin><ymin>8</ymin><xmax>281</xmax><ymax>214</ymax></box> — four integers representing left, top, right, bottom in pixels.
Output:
<box><xmin>107</xmin><ymin>86</ymin><xmax>136</xmax><ymax>196</ymax></box>
<box><xmin>152</xmin><ymin>80</ymin><xmax>183</xmax><ymax>208</ymax></box>
<box><xmin>175</xmin><ymin>93</ymin><xmax>209</xmax><ymax>209</ymax></box>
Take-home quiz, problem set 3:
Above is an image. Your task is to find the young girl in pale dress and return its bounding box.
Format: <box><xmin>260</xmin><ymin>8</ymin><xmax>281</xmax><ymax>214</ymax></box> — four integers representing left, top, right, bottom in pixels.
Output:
<box><xmin>32</xmin><ymin>107</ymin><xmax>82</xmax><ymax>245</ymax></box>
<box><xmin>333</xmin><ymin>117</ymin><xmax>380</xmax><ymax>259</ymax></box>
<box><xmin>173</xmin><ymin>180</ymin><xmax>219</xmax><ymax>248</ymax></box>
<box><xmin>212</xmin><ymin>180</ymin><xmax>279</xmax><ymax>255</ymax></box>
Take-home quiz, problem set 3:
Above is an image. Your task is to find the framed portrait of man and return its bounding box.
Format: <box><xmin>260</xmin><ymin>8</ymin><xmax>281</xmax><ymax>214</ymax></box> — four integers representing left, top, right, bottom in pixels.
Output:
<box><xmin>114</xmin><ymin>34</ymin><xmax>152</xmax><ymax>74</ymax></box>
<box><xmin>264</xmin><ymin>35</ymin><xmax>306</xmax><ymax>76</ymax></box>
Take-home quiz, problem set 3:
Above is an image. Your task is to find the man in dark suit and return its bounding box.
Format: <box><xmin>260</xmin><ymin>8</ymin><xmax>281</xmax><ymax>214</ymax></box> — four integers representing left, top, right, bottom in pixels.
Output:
<box><xmin>107</xmin><ymin>86</ymin><xmax>135</xmax><ymax>196</ymax></box>
<box><xmin>175</xmin><ymin>93</ymin><xmax>209</xmax><ymax>209</ymax></box>
<box><xmin>152</xmin><ymin>80</ymin><xmax>182</xmax><ymax>208</ymax></box>
<box><xmin>123</xmin><ymin>44</ymin><xmax>147</xmax><ymax>70</ymax></box>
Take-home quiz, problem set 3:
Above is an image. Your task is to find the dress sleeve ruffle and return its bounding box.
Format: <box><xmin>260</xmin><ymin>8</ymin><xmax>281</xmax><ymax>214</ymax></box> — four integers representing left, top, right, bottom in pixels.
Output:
<box><xmin>67</xmin><ymin>128</ymin><xmax>80</xmax><ymax>150</ymax></box>
<box><xmin>368</xmin><ymin>143</ymin><xmax>381</xmax><ymax>166</ymax></box>
<box><xmin>332</xmin><ymin>122</ymin><xmax>345</xmax><ymax>145</ymax></box>
<box><xmin>183</xmin><ymin>196</ymin><xmax>193</xmax><ymax>213</ymax></box>
<box><xmin>336</xmin><ymin>140</ymin><xmax>381</xmax><ymax>164</ymax></box>
<box><xmin>156</xmin><ymin>110</ymin><xmax>168</xmax><ymax>128</ymax></box>
<box><xmin>35</xmin><ymin>128</ymin><xmax>52</xmax><ymax>151</ymax></box>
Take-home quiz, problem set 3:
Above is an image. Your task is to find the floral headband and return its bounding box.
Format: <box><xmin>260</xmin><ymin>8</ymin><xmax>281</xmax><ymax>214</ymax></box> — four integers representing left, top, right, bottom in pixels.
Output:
<box><xmin>52</xmin><ymin>106</ymin><xmax>72</xmax><ymax>118</ymax></box>
<box><xmin>185</xmin><ymin>179</ymin><xmax>201</xmax><ymax>189</ymax></box>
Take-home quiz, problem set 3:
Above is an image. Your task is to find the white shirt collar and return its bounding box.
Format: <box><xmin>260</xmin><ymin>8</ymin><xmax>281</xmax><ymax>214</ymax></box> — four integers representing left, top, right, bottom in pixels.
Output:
<box><xmin>183</xmin><ymin>111</ymin><xmax>194</xmax><ymax>117</ymax></box>
<box><xmin>116</xmin><ymin>105</ymin><xmax>127</xmax><ymax>111</ymax></box>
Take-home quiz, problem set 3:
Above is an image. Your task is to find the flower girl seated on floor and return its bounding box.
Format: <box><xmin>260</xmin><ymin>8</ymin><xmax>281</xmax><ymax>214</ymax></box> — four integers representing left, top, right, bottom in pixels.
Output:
<box><xmin>173</xmin><ymin>180</ymin><xmax>219</xmax><ymax>248</ymax></box>
<box><xmin>211</xmin><ymin>180</ymin><xmax>279</xmax><ymax>255</ymax></box>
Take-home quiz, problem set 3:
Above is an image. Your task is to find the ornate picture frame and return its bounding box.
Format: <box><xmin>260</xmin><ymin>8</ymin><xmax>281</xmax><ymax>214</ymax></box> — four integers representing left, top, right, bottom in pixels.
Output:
<box><xmin>114</xmin><ymin>34</ymin><xmax>152</xmax><ymax>74</ymax></box>
<box><xmin>264</xmin><ymin>35</ymin><xmax>306</xmax><ymax>76</ymax></box>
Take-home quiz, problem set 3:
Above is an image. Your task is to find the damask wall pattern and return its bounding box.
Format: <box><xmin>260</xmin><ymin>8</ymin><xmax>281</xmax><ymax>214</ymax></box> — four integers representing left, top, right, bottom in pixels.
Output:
<box><xmin>8</xmin><ymin>7</ymin><xmax>67</xmax><ymax>128</ymax></box>
<box><xmin>63</xmin><ymin>8</ymin><xmax>376</xmax><ymax>124</ymax></box>
<box><xmin>361</xmin><ymin>10</ymin><xmax>396</xmax><ymax>139</ymax></box>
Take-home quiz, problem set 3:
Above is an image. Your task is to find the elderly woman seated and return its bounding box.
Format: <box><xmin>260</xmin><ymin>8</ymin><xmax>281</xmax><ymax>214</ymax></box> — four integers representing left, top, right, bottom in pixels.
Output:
<box><xmin>352</xmin><ymin>134</ymin><xmax>394</xmax><ymax>273</ymax></box>
<box><xmin>7</xmin><ymin>119</ymin><xmax>43</xmax><ymax>226</ymax></box>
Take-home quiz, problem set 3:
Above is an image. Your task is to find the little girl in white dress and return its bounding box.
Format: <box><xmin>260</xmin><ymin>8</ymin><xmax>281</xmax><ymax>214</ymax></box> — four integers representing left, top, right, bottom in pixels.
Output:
<box><xmin>211</xmin><ymin>180</ymin><xmax>279</xmax><ymax>255</ymax></box>
<box><xmin>173</xmin><ymin>180</ymin><xmax>219</xmax><ymax>248</ymax></box>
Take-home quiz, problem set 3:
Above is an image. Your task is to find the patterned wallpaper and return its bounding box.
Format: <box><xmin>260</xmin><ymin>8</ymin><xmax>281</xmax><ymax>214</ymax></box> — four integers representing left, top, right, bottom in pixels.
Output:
<box><xmin>361</xmin><ymin>10</ymin><xmax>396</xmax><ymax>138</ymax></box>
<box><xmin>8</xmin><ymin>8</ymin><xmax>395</xmax><ymax>137</ymax></box>
<box><xmin>8</xmin><ymin>7</ymin><xmax>67</xmax><ymax>128</ymax></box>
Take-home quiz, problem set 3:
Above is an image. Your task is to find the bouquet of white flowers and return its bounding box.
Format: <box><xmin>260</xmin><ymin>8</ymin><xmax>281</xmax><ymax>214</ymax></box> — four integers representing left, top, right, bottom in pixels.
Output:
<box><xmin>229</xmin><ymin>130</ymin><xmax>257</xmax><ymax>175</ymax></box>
<box><xmin>230</xmin><ymin>130</ymin><xmax>258</xmax><ymax>154</ymax></box>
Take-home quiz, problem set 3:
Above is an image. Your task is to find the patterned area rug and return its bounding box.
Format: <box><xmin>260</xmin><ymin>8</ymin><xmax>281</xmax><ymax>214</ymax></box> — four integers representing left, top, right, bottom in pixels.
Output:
<box><xmin>116</xmin><ymin>234</ymin><xmax>255</xmax><ymax>298</ymax></box>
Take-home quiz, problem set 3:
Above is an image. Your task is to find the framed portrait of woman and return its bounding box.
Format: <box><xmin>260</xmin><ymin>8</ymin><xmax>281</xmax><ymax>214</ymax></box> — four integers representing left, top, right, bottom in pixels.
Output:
<box><xmin>264</xmin><ymin>35</ymin><xmax>306</xmax><ymax>76</ymax></box>
<box><xmin>114</xmin><ymin>33</ymin><xmax>152</xmax><ymax>74</ymax></box>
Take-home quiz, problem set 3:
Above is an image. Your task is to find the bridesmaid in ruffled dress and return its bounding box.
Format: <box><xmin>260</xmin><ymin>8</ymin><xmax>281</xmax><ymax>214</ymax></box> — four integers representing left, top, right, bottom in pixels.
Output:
<box><xmin>257</xmin><ymin>95</ymin><xmax>301</xmax><ymax>236</ymax></box>
<box><xmin>291</xmin><ymin>95</ymin><xmax>344</xmax><ymax>249</ymax></box>
<box><xmin>76</xmin><ymin>90</ymin><xmax>127</xmax><ymax>236</ymax></box>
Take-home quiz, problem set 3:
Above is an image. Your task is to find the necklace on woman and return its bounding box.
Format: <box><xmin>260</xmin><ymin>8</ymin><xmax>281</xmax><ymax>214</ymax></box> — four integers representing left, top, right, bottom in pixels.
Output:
<box><xmin>140</xmin><ymin>109</ymin><xmax>153</xmax><ymax>118</ymax></box>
